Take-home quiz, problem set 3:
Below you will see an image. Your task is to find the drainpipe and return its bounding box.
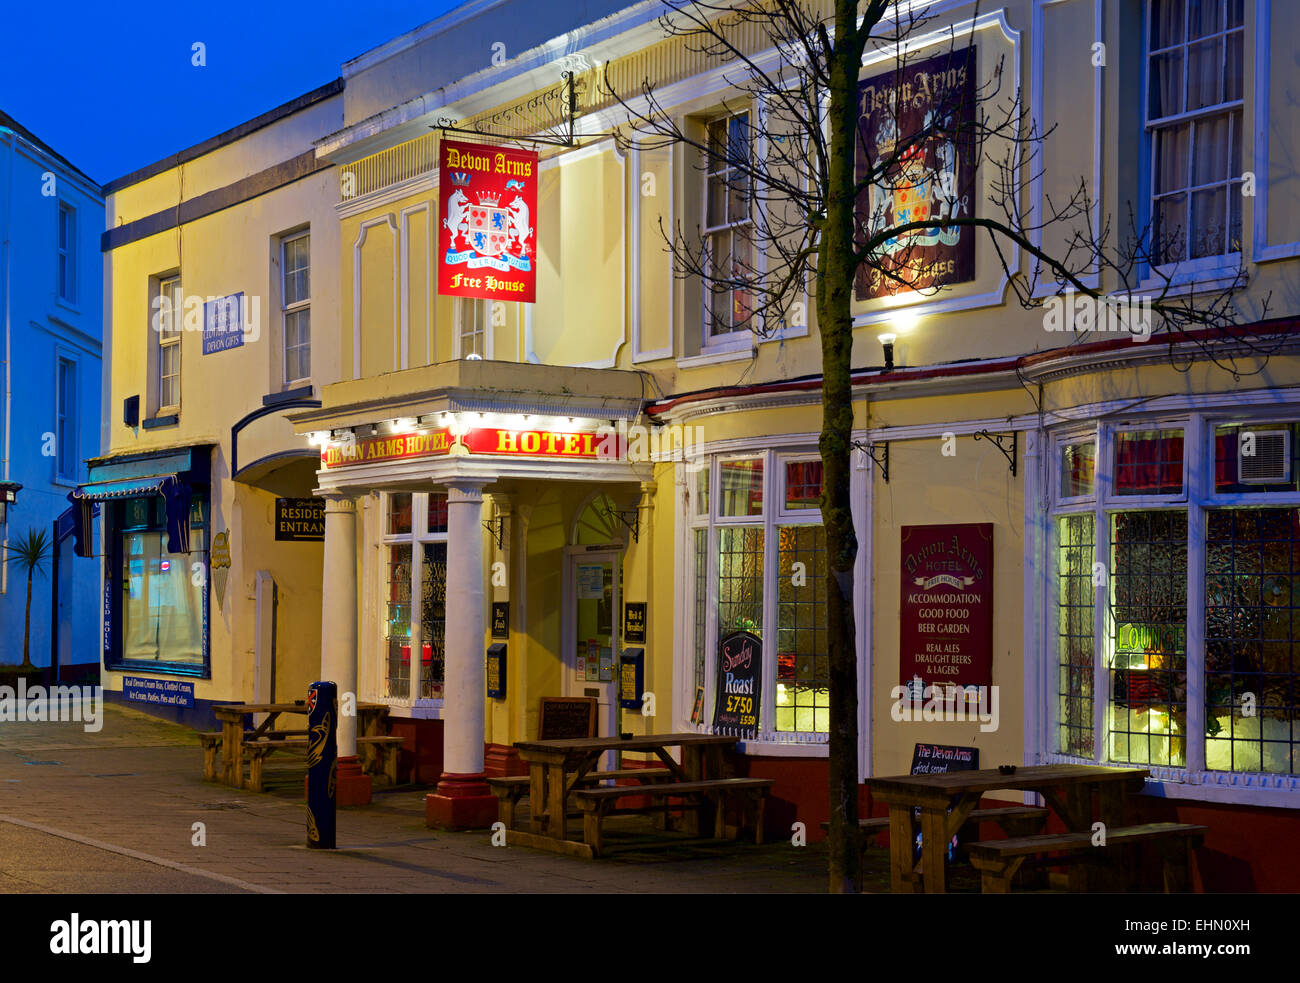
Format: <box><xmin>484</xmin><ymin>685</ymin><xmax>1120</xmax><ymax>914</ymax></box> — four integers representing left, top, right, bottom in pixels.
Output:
<box><xmin>1</xmin><ymin>127</ymin><xmax>14</xmax><ymax>596</ymax></box>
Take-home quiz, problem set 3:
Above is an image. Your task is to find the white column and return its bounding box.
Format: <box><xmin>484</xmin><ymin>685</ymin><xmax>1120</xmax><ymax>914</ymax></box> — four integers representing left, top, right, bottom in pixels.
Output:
<box><xmin>320</xmin><ymin>493</ymin><xmax>359</xmax><ymax>758</ymax></box>
<box><xmin>442</xmin><ymin>480</ymin><xmax>488</xmax><ymax>776</ymax></box>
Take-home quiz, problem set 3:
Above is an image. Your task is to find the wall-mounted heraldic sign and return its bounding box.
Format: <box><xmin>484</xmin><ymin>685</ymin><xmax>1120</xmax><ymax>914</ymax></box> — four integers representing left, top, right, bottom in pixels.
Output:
<box><xmin>438</xmin><ymin>139</ymin><xmax>538</xmax><ymax>303</ymax></box>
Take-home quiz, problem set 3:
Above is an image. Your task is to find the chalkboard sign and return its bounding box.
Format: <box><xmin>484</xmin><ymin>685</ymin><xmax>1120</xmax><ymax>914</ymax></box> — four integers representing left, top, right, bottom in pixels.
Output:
<box><xmin>538</xmin><ymin>696</ymin><xmax>598</xmax><ymax>740</ymax></box>
<box><xmin>713</xmin><ymin>629</ymin><xmax>761</xmax><ymax>738</ymax></box>
<box><xmin>909</xmin><ymin>742</ymin><xmax>979</xmax><ymax>775</ymax></box>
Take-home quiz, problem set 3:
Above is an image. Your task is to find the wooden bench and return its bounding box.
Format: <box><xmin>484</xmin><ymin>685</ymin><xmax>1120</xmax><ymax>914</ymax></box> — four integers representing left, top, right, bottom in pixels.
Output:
<box><xmin>573</xmin><ymin>778</ymin><xmax>774</xmax><ymax>858</ymax></box>
<box><xmin>823</xmin><ymin>805</ymin><xmax>1049</xmax><ymax>842</ymax></box>
<box><xmin>488</xmin><ymin>768</ymin><xmax>674</xmax><ymax>828</ymax></box>
<box><xmin>238</xmin><ymin>734</ymin><xmax>405</xmax><ymax>792</ymax></box>
<box><xmin>357</xmin><ymin>735</ymin><xmax>405</xmax><ymax>787</ymax></box>
<box><xmin>200</xmin><ymin>732</ymin><xmax>223</xmax><ymax>782</ymax></box>
<box><xmin>968</xmin><ymin>822</ymin><xmax>1208</xmax><ymax>893</ymax></box>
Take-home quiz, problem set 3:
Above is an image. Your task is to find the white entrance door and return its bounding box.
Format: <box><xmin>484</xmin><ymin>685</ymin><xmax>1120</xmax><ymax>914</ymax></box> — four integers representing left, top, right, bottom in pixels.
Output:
<box><xmin>563</xmin><ymin>547</ymin><xmax>622</xmax><ymax>741</ymax></box>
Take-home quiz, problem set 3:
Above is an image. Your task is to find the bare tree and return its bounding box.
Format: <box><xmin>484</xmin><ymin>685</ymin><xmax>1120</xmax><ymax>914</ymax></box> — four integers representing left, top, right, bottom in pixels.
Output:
<box><xmin>606</xmin><ymin>0</ymin><xmax>1254</xmax><ymax>892</ymax></box>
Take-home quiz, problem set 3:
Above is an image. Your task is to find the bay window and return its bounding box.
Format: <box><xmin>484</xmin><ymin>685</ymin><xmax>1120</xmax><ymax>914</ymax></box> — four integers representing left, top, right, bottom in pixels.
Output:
<box><xmin>1052</xmin><ymin>415</ymin><xmax>1300</xmax><ymax>787</ymax></box>
<box><xmin>687</xmin><ymin>450</ymin><xmax>830</xmax><ymax>742</ymax></box>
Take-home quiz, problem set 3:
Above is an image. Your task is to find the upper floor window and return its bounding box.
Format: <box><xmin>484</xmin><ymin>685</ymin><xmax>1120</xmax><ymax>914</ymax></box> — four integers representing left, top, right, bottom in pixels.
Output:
<box><xmin>57</xmin><ymin>202</ymin><xmax>76</xmax><ymax>302</ymax></box>
<box><xmin>703</xmin><ymin>111</ymin><xmax>754</xmax><ymax>342</ymax></box>
<box><xmin>456</xmin><ymin>298</ymin><xmax>488</xmax><ymax>359</ymax></box>
<box><xmin>56</xmin><ymin>356</ymin><xmax>77</xmax><ymax>481</ymax></box>
<box><xmin>156</xmin><ymin>274</ymin><xmax>182</xmax><ymax>412</ymax></box>
<box><xmin>282</xmin><ymin>231</ymin><xmax>311</xmax><ymax>384</ymax></box>
<box><xmin>1147</xmin><ymin>0</ymin><xmax>1245</xmax><ymax>264</ymax></box>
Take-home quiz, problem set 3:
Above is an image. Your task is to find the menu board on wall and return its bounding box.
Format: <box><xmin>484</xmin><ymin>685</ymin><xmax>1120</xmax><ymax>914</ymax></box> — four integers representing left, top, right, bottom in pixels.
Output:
<box><xmin>899</xmin><ymin>523</ymin><xmax>994</xmax><ymax>696</ymax></box>
<box><xmin>713</xmin><ymin>629</ymin><xmax>761</xmax><ymax>738</ymax></box>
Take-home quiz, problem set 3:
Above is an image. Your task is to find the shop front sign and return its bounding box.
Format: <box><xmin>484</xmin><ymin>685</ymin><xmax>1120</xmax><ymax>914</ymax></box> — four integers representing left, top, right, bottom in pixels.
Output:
<box><xmin>321</xmin><ymin>426</ymin><xmax>625</xmax><ymax>469</ymax></box>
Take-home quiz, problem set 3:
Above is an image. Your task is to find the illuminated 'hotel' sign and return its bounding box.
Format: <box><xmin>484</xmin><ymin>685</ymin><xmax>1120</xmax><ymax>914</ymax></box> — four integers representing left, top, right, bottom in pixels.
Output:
<box><xmin>321</xmin><ymin>427</ymin><xmax>624</xmax><ymax>469</ymax></box>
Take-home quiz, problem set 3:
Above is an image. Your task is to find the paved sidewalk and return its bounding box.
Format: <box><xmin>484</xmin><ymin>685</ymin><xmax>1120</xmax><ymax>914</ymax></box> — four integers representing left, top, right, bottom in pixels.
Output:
<box><xmin>0</xmin><ymin>703</ymin><xmax>831</xmax><ymax>893</ymax></box>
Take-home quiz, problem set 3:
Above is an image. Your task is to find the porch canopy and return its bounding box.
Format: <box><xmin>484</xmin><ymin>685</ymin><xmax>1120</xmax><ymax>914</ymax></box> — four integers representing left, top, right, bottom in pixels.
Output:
<box><xmin>286</xmin><ymin>359</ymin><xmax>654</xmax><ymax>825</ymax></box>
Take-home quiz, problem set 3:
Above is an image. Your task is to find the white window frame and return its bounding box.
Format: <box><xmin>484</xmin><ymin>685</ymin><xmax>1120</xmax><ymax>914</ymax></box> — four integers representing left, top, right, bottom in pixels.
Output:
<box><xmin>156</xmin><ymin>274</ymin><xmax>182</xmax><ymax>415</ymax></box>
<box><xmin>1143</xmin><ymin>0</ymin><xmax>1246</xmax><ymax>276</ymax></box>
<box><xmin>454</xmin><ymin>298</ymin><xmax>491</xmax><ymax>359</ymax></box>
<box><xmin>378</xmin><ymin>491</ymin><xmax>449</xmax><ymax>715</ymax></box>
<box><xmin>281</xmin><ymin>230</ymin><xmax>311</xmax><ymax>386</ymax></box>
<box><xmin>55</xmin><ymin>354</ymin><xmax>77</xmax><ymax>483</ymax></box>
<box><xmin>1044</xmin><ymin>410</ymin><xmax>1300</xmax><ymax>805</ymax></box>
<box><xmin>701</xmin><ymin>109</ymin><xmax>755</xmax><ymax>352</ymax></box>
<box><xmin>57</xmin><ymin>201</ymin><xmax>76</xmax><ymax>303</ymax></box>
<box><xmin>686</xmin><ymin>448</ymin><xmax>829</xmax><ymax>751</ymax></box>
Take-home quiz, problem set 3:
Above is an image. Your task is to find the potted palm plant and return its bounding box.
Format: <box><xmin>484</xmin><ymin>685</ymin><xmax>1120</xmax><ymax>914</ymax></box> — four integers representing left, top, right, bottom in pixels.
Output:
<box><xmin>2</xmin><ymin>527</ymin><xmax>51</xmax><ymax>672</ymax></box>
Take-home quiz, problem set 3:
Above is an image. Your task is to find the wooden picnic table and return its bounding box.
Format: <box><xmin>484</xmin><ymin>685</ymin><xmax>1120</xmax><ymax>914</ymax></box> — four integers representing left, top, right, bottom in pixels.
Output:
<box><xmin>210</xmin><ymin>701</ymin><xmax>390</xmax><ymax>788</ymax></box>
<box><xmin>866</xmin><ymin>763</ymin><xmax>1150</xmax><ymax>893</ymax></box>
<box><xmin>509</xmin><ymin>733</ymin><xmax>736</xmax><ymax>854</ymax></box>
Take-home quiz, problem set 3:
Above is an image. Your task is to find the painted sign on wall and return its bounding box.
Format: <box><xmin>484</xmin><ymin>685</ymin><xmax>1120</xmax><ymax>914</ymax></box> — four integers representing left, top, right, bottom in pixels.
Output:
<box><xmin>438</xmin><ymin>139</ymin><xmax>538</xmax><ymax>303</ymax></box>
<box><xmin>202</xmin><ymin>292</ymin><xmax>245</xmax><ymax>354</ymax></box>
<box><xmin>898</xmin><ymin>523</ymin><xmax>994</xmax><ymax>694</ymax></box>
<box><xmin>123</xmin><ymin>676</ymin><xmax>195</xmax><ymax>708</ymax></box>
<box><xmin>854</xmin><ymin>48</ymin><xmax>977</xmax><ymax>300</ymax></box>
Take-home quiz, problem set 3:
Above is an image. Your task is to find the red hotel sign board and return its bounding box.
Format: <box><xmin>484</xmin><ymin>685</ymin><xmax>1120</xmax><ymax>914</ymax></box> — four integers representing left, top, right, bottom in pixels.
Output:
<box><xmin>438</xmin><ymin>139</ymin><xmax>538</xmax><ymax>303</ymax></box>
<box><xmin>322</xmin><ymin>428</ymin><xmax>623</xmax><ymax>469</ymax></box>
<box><xmin>899</xmin><ymin>523</ymin><xmax>993</xmax><ymax>692</ymax></box>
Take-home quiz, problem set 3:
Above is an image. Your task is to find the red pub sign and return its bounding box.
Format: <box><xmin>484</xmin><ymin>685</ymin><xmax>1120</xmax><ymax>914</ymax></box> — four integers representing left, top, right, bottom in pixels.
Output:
<box><xmin>438</xmin><ymin>139</ymin><xmax>538</xmax><ymax>303</ymax></box>
<box><xmin>898</xmin><ymin>523</ymin><xmax>994</xmax><ymax>695</ymax></box>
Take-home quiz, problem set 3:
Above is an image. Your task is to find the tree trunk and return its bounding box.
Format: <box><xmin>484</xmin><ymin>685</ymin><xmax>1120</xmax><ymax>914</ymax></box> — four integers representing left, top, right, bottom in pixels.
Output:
<box><xmin>819</xmin><ymin>0</ymin><xmax>864</xmax><ymax>894</ymax></box>
<box><xmin>22</xmin><ymin>567</ymin><xmax>34</xmax><ymax>668</ymax></box>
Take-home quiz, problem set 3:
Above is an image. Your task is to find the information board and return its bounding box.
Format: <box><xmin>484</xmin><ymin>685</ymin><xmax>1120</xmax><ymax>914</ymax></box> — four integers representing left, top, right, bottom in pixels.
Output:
<box><xmin>538</xmin><ymin>696</ymin><xmax>598</xmax><ymax>740</ymax></box>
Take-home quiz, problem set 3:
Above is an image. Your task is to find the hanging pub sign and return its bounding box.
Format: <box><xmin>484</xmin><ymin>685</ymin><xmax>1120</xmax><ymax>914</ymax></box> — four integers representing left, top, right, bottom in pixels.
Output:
<box><xmin>438</xmin><ymin>139</ymin><xmax>537</xmax><ymax>303</ymax></box>
<box><xmin>713</xmin><ymin>629</ymin><xmax>761</xmax><ymax>738</ymax></box>
<box><xmin>854</xmin><ymin>47</ymin><xmax>977</xmax><ymax>300</ymax></box>
<box><xmin>274</xmin><ymin>497</ymin><xmax>325</xmax><ymax>541</ymax></box>
<box><xmin>899</xmin><ymin>523</ymin><xmax>994</xmax><ymax>698</ymax></box>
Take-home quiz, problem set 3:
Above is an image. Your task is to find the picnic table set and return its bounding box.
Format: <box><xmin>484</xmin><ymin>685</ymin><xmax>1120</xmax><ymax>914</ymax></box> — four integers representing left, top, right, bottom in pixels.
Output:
<box><xmin>196</xmin><ymin>695</ymin><xmax>1202</xmax><ymax>888</ymax></box>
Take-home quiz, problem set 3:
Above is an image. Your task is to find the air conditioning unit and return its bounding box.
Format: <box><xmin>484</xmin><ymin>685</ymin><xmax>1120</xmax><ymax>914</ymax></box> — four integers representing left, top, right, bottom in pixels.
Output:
<box><xmin>1238</xmin><ymin>430</ymin><xmax>1291</xmax><ymax>484</ymax></box>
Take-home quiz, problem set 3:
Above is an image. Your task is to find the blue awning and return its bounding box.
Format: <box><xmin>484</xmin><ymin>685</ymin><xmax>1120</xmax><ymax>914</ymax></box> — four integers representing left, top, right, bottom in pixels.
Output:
<box><xmin>69</xmin><ymin>473</ymin><xmax>192</xmax><ymax>558</ymax></box>
<box><xmin>72</xmin><ymin>474</ymin><xmax>178</xmax><ymax>501</ymax></box>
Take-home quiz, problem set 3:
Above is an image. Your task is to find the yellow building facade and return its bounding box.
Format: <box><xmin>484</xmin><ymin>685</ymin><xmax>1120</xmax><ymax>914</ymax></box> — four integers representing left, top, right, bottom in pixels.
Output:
<box><xmin>88</xmin><ymin>0</ymin><xmax>1300</xmax><ymax>886</ymax></box>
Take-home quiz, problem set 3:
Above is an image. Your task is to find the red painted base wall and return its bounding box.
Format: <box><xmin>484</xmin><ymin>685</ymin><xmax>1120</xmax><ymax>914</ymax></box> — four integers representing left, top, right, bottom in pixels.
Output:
<box><xmin>732</xmin><ymin>753</ymin><xmax>1300</xmax><ymax>892</ymax></box>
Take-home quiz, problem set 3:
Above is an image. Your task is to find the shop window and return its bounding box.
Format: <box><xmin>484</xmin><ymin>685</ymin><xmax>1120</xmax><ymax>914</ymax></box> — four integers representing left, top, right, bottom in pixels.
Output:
<box><xmin>1057</xmin><ymin>514</ymin><xmax>1096</xmax><ymax>757</ymax></box>
<box><xmin>388</xmin><ymin>492</ymin><xmax>412</xmax><ymax>535</ymax></box>
<box><xmin>427</xmin><ymin>492</ymin><xmax>448</xmax><ymax>533</ymax></box>
<box><xmin>1205</xmin><ymin>508</ymin><xmax>1300</xmax><ymax>773</ymax></box>
<box><xmin>776</xmin><ymin>525</ymin><xmax>828</xmax><ymax>733</ymax></box>
<box><xmin>693</xmin><ymin>528</ymin><xmax>708</xmax><ymax>709</ymax></box>
<box><xmin>1106</xmin><ymin>510</ymin><xmax>1188</xmax><ymax>767</ymax></box>
<box><xmin>1214</xmin><ymin>422</ymin><xmax>1299</xmax><ymax>493</ymax></box>
<box><xmin>784</xmin><ymin>459</ymin><xmax>823</xmax><ymax>511</ymax></box>
<box><xmin>719</xmin><ymin>458</ymin><xmax>763</xmax><ymax>517</ymax></box>
<box><xmin>385</xmin><ymin>543</ymin><xmax>413</xmax><ymax>699</ymax></box>
<box><xmin>1060</xmin><ymin>438</ymin><xmax>1096</xmax><ymax>499</ymax></box>
<box><xmin>420</xmin><ymin>542</ymin><xmax>447</xmax><ymax>699</ymax></box>
<box><xmin>111</xmin><ymin>494</ymin><xmax>208</xmax><ymax>670</ymax></box>
<box><xmin>383</xmin><ymin>492</ymin><xmax>448</xmax><ymax>701</ymax></box>
<box><xmin>1146</xmin><ymin>0</ymin><xmax>1244</xmax><ymax>263</ymax></box>
<box><xmin>689</xmin><ymin>448</ymin><xmax>828</xmax><ymax>743</ymax></box>
<box><xmin>1114</xmin><ymin>429</ymin><xmax>1184</xmax><ymax>495</ymax></box>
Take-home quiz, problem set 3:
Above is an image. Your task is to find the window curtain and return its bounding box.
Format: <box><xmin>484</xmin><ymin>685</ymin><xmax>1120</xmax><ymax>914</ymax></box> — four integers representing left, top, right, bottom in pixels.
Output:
<box><xmin>1116</xmin><ymin>433</ymin><xmax>1183</xmax><ymax>492</ymax></box>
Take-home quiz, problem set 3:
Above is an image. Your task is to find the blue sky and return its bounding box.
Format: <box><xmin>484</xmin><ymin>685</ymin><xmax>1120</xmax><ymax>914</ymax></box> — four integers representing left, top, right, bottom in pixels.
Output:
<box><xmin>0</xmin><ymin>0</ymin><xmax>465</xmax><ymax>185</ymax></box>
